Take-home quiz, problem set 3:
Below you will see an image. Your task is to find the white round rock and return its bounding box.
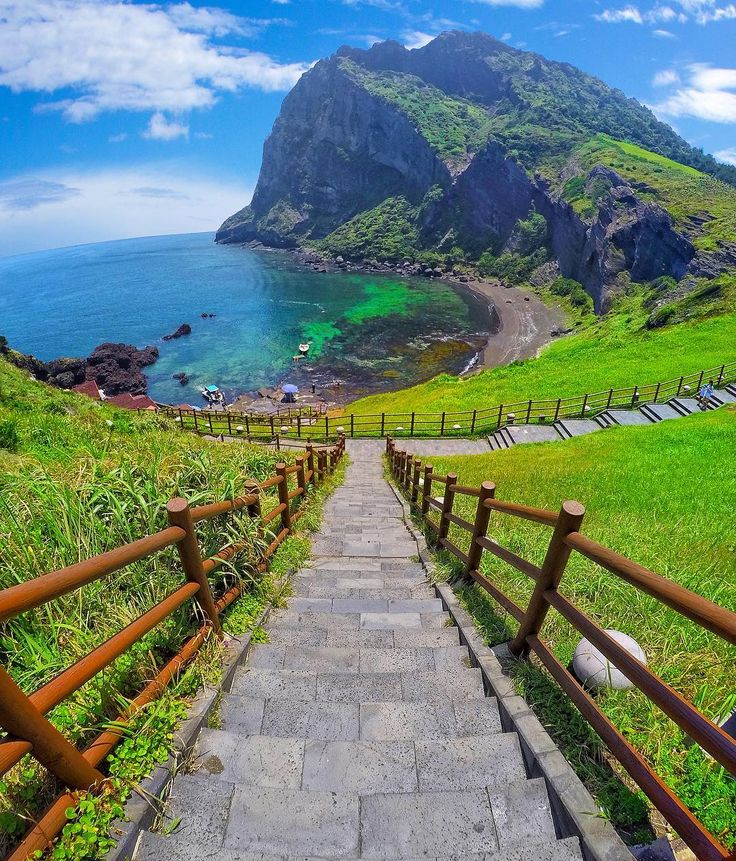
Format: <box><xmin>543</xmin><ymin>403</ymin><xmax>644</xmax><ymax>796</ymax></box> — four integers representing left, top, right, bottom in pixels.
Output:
<box><xmin>572</xmin><ymin>630</ymin><xmax>646</xmax><ymax>691</ymax></box>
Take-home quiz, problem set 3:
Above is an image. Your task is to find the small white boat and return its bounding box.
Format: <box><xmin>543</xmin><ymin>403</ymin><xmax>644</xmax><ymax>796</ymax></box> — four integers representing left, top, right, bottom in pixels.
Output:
<box><xmin>298</xmin><ymin>343</ymin><xmax>310</xmax><ymax>354</ymax></box>
<box><xmin>201</xmin><ymin>385</ymin><xmax>224</xmax><ymax>405</ymax></box>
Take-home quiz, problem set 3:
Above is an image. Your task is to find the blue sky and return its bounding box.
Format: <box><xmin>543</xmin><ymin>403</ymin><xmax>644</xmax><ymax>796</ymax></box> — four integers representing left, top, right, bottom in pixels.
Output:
<box><xmin>0</xmin><ymin>0</ymin><xmax>735</xmax><ymax>256</ymax></box>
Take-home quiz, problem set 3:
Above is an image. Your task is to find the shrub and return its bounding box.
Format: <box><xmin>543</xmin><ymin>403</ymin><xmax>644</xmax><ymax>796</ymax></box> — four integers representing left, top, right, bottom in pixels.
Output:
<box><xmin>0</xmin><ymin>419</ymin><xmax>20</xmax><ymax>451</ymax></box>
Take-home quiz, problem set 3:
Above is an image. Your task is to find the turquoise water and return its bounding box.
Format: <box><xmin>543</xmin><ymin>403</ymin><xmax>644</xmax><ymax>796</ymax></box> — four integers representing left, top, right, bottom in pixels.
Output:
<box><xmin>0</xmin><ymin>233</ymin><xmax>487</xmax><ymax>404</ymax></box>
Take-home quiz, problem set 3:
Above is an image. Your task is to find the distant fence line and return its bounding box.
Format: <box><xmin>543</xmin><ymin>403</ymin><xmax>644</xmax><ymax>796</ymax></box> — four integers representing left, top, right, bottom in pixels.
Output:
<box><xmin>151</xmin><ymin>360</ymin><xmax>736</xmax><ymax>441</ymax></box>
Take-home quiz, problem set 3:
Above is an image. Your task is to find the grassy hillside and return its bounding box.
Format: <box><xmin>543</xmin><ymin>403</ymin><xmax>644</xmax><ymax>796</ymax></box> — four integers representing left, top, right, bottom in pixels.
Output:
<box><xmin>565</xmin><ymin>134</ymin><xmax>736</xmax><ymax>250</ymax></box>
<box><xmin>0</xmin><ymin>358</ymin><xmax>338</xmax><ymax>858</ymax></box>
<box><xmin>423</xmin><ymin>409</ymin><xmax>735</xmax><ymax>847</ymax></box>
<box><xmin>347</xmin><ymin>285</ymin><xmax>736</xmax><ymax>417</ymax></box>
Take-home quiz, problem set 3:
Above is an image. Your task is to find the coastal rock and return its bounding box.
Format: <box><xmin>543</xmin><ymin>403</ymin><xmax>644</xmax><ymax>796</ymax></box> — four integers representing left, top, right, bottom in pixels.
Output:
<box><xmin>85</xmin><ymin>343</ymin><xmax>159</xmax><ymax>396</ymax></box>
<box><xmin>173</xmin><ymin>372</ymin><xmax>190</xmax><ymax>385</ymax></box>
<box><xmin>163</xmin><ymin>323</ymin><xmax>192</xmax><ymax>341</ymax></box>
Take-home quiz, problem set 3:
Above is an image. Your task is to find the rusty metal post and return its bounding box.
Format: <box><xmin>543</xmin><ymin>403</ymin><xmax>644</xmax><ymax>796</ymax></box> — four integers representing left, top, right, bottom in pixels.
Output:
<box><xmin>421</xmin><ymin>464</ymin><xmax>433</xmax><ymax>516</ymax></box>
<box><xmin>167</xmin><ymin>498</ymin><xmax>223</xmax><ymax>636</ymax></box>
<box><xmin>0</xmin><ymin>667</ymin><xmax>105</xmax><ymax>790</ymax></box>
<box><xmin>510</xmin><ymin>500</ymin><xmax>585</xmax><ymax>656</ymax></box>
<box><xmin>465</xmin><ymin>481</ymin><xmax>496</xmax><ymax>578</ymax></box>
<box><xmin>276</xmin><ymin>463</ymin><xmax>292</xmax><ymax>531</ymax></box>
<box><xmin>437</xmin><ymin>473</ymin><xmax>457</xmax><ymax>546</ymax></box>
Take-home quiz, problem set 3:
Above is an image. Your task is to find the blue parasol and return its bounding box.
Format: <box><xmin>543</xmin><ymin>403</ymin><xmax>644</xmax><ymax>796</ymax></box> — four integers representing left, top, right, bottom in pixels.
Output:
<box><xmin>282</xmin><ymin>383</ymin><xmax>299</xmax><ymax>393</ymax></box>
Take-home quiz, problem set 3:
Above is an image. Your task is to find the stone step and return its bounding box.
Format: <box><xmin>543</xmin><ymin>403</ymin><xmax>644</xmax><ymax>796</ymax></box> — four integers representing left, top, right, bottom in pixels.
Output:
<box><xmin>137</xmin><ymin>829</ymin><xmax>583</xmax><ymax>861</ymax></box>
<box><xmin>265</xmin><ymin>624</ymin><xmax>460</xmax><ymax>649</ymax></box>
<box><xmin>669</xmin><ymin>397</ymin><xmax>699</xmax><ymax>416</ymax></box>
<box><xmin>138</xmin><ymin>775</ymin><xmax>566</xmax><ymax>860</ymax></box>
<box><xmin>293</xmin><ymin>583</ymin><xmax>436</xmax><ymax>600</ymax></box>
<box><xmin>217</xmin><ymin>695</ymin><xmax>503</xmax><ymax>740</ymax></box>
<box><xmin>605</xmin><ymin>409</ymin><xmax>654</xmax><ymax>426</ymax></box>
<box><xmin>640</xmin><ymin>402</ymin><xmax>681</xmax><ymax>422</ymax></box>
<box><xmin>268</xmin><ymin>609</ymin><xmax>450</xmax><ymax>631</ymax></box>
<box><xmin>230</xmin><ymin>668</ymin><xmax>485</xmax><ymax>703</ymax></box>
<box><xmin>294</xmin><ymin>574</ymin><xmax>429</xmax><ymax>589</ymax></box>
<box><xmin>248</xmin><ymin>644</ymin><xmax>469</xmax><ymax>674</ymax></box>
<box><xmin>304</xmin><ymin>561</ymin><xmax>425</xmax><ymax>574</ymax></box>
<box><xmin>311</xmin><ymin>541</ymin><xmax>418</xmax><ymax>559</ymax></box>
<box><xmin>289</xmin><ymin>597</ymin><xmax>444</xmax><ymax>615</ymax></box>
<box><xmin>712</xmin><ymin>387</ymin><xmax>736</xmax><ymax>405</ymax></box>
<box><xmin>554</xmin><ymin>419</ymin><xmax>602</xmax><ymax>439</ymax></box>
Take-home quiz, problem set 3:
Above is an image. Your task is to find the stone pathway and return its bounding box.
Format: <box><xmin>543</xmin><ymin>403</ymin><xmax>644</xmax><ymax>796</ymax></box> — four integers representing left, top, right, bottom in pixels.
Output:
<box><xmin>135</xmin><ymin>441</ymin><xmax>583</xmax><ymax>861</ymax></box>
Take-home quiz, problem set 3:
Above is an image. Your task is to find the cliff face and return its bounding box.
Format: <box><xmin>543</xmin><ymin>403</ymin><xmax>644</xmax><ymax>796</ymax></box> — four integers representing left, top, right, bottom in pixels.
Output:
<box><xmin>217</xmin><ymin>31</ymin><xmax>736</xmax><ymax>309</ymax></box>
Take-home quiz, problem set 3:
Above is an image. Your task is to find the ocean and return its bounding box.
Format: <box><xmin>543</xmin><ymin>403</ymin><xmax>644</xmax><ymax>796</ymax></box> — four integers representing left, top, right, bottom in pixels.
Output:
<box><xmin>0</xmin><ymin>232</ymin><xmax>488</xmax><ymax>405</ymax></box>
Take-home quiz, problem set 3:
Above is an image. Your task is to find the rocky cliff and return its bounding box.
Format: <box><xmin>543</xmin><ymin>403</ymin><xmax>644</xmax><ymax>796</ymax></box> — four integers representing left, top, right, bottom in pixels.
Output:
<box><xmin>217</xmin><ymin>31</ymin><xmax>736</xmax><ymax>310</ymax></box>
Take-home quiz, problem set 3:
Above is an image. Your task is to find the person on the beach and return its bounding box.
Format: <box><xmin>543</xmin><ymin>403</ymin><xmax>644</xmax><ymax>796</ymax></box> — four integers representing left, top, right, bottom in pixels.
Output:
<box><xmin>698</xmin><ymin>379</ymin><xmax>714</xmax><ymax>410</ymax></box>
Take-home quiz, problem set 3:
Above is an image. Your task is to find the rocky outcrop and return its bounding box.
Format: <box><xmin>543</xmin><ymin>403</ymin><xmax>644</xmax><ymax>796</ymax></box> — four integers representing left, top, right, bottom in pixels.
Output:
<box><xmin>163</xmin><ymin>323</ymin><xmax>192</xmax><ymax>341</ymax></box>
<box><xmin>216</xmin><ymin>30</ymin><xmax>731</xmax><ymax>310</ymax></box>
<box><xmin>85</xmin><ymin>343</ymin><xmax>159</xmax><ymax>396</ymax></box>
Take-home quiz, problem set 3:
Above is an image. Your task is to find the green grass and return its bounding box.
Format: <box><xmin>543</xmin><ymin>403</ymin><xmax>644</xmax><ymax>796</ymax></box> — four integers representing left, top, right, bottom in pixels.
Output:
<box><xmin>347</xmin><ymin>289</ymin><xmax>736</xmax><ymax>417</ymax></box>
<box><xmin>0</xmin><ymin>357</ymin><xmax>344</xmax><ymax>858</ymax></box>
<box><xmin>570</xmin><ymin>135</ymin><xmax>736</xmax><ymax>251</ymax></box>
<box><xmin>342</xmin><ymin>60</ymin><xmax>492</xmax><ymax>166</ymax></box>
<box><xmin>419</xmin><ymin>409</ymin><xmax>735</xmax><ymax>847</ymax></box>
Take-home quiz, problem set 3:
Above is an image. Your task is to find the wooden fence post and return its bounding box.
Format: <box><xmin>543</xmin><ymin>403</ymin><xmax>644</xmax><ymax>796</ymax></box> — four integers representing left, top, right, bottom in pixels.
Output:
<box><xmin>421</xmin><ymin>465</ymin><xmax>433</xmax><ymax>516</ymax></box>
<box><xmin>471</xmin><ymin>409</ymin><xmax>477</xmax><ymax>434</ymax></box>
<box><xmin>381</xmin><ymin>413</ymin><xmax>385</xmax><ymax>437</ymax></box>
<box><xmin>437</xmin><ymin>473</ymin><xmax>457</xmax><ymax>547</ymax></box>
<box><xmin>509</xmin><ymin>500</ymin><xmax>585</xmax><ymax>656</ymax></box>
<box><xmin>296</xmin><ymin>455</ymin><xmax>307</xmax><ymax>499</ymax></box>
<box><xmin>465</xmin><ymin>481</ymin><xmax>496</xmax><ymax>578</ymax></box>
<box><xmin>276</xmin><ymin>463</ymin><xmax>292</xmax><ymax>531</ymax></box>
<box><xmin>0</xmin><ymin>667</ymin><xmax>105</xmax><ymax>790</ymax></box>
<box><xmin>411</xmin><ymin>458</ymin><xmax>421</xmax><ymax>506</ymax></box>
<box><xmin>306</xmin><ymin>444</ymin><xmax>315</xmax><ymax>485</ymax></box>
<box><xmin>717</xmin><ymin>364</ymin><xmax>725</xmax><ymax>386</ymax></box>
<box><xmin>167</xmin><ymin>498</ymin><xmax>223</xmax><ymax>636</ymax></box>
<box><xmin>404</xmin><ymin>454</ymin><xmax>413</xmax><ymax>492</ymax></box>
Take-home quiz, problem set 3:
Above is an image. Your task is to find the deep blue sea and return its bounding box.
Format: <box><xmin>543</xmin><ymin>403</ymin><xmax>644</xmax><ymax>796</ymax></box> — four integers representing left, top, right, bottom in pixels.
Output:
<box><xmin>0</xmin><ymin>233</ymin><xmax>487</xmax><ymax>405</ymax></box>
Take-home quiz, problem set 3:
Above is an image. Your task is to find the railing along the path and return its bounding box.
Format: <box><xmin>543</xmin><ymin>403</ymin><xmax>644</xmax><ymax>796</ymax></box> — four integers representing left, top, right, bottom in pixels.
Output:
<box><xmin>386</xmin><ymin>438</ymin><xmax>736</xmax><ymax>861</ymax></box>
<box><xmin>153</xmin><ymin>360</ymin><xmax>736</xmax><ymax>440</ymax></box>
<box><xmin>0</xmin><ymin>436</ymin><xmax>346</xmax><ymax>861</ymax></box>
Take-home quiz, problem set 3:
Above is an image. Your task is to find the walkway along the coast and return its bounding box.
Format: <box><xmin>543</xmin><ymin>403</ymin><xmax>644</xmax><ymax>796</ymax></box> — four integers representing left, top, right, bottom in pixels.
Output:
<box><xmin>134</xmin><ymin>441</ymin><xmax>590</xmax><ymax>861</ymax></box>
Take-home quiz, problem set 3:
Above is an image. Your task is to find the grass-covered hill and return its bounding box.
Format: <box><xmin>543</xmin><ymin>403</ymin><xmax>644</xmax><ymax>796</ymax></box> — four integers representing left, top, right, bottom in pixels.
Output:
<box><xmin>0</xmin><ymin>357</ymin><xmax>337</xmax><ymax>859</ymax></box>
<box><xmin>217</xmin><ymin>30</ymin><xmax>736</xmax><ymax>312</ymax></box>
<box><xmin>424</xmin><ymin>409</ymin><xmax>735</xmax><ymax>847</ymax></box>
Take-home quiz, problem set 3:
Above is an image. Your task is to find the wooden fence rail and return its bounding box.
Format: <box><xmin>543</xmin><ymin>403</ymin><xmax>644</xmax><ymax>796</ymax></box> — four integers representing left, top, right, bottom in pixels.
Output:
<box><xmin>0</xmin><ymin>436</ymin><xmax>346</xmax><ymax>861</ymax></box>
<box><xmin>385</xmin><ymin>437</ymin><xmax>736</xmax><ymax>861</ymax></box>
<box><xmin>151</xmin><ymin>359</ymin><xmax>736</xmax><ymax>440</ymax></box>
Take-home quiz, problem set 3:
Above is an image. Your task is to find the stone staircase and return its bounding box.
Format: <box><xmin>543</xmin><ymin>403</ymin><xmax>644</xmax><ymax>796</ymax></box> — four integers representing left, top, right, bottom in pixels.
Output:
<box><xmin>133</xmin><ymin>443</ymin><xmax>583</xmax><ymax>861</ymax></box>
<box><xmin>487</xmin><ymin>385</ymin><xmax>736</xmax><ymax>450</ymax></box>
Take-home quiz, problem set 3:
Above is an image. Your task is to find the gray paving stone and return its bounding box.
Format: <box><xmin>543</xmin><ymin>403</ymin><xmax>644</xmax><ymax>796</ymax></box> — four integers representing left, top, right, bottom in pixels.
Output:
<box><xmin>389</xmin><ymin>598</ymin><xmax>444</xmax><ymax>613</ymax></box>
<box><xmin>415</xmin><ymin>734</ymin><xmax>525</xmax><ymax>790</ymax></box>
<box><xmin>401</xmin><ymin>669</ymin><xmax>485</xmax><ymax>701</ymax></box>
<box><xmin>361</xmin><ymin>612</ymin><xmax>421</xmax><ymax>630</ymax></box>
<box><xmin>333</xmin><ymin>597</ymin><xmax>389</xmax><ymax>613</ymax></box>
<box><xmin>432</xmin><ymin>645</ymin><xmax>472</xmax><ymax>671</ymax></box>
<box><xmin>488</xmin><ymin>778</ymin><xmax>557</xmax><ymax>846</ymax></box>
<box><xmin>392</xmin><ymin>627</ymin><xmax>460</xmax><ymax>647</ymax></box>
<box><xmin>230</xmin><ymin>667</ymin><xmax>317</xmax><ymax>700</ymax></box>
<box><xmin>247</xmin><ymin>645</ymin><xmax>285</xmax><ymax>670</ymax></box>
<box><xmin>326</xmin><ymin>628</ymin><xmax>394</xmax><ymax>648</ymax></box>
<box><xmin>224</xmin><ymin>786</ymin><xmax>359</xmax><ymax>858</ymax></box>
<box><xmin>360</xmin><ymin>790</ymin><xmax>498</xmax><ymax>858</ymax></box>
<box><xmin>315</xmin><ymin>671</ymin><xmax>403</xmax><ymax>703</ymax></box>
<box><xmin>360</xmin><ymin>701</ymin><xmax>458</xmax><ymax>741</ymax></box>
<box><xmin>219</xmin><ymin>696</ymin><xmax>265</xmax><ymax>735</ymax></box>
<box><xmin>261</xmin><ymin>699</ymin><xmax>359</xmax><ymax>741</ymax></box>
<box><xmin>359</xmin><ymin>647</ymin><xmax>436</xmax><ymax>673</ymax></box>
<box><xmin>288</xmin><ymin>597</ymin><xmax>333</xmax><ymax>612</ymax></box>
<box><xmin>269</xmin><ymin>609</ymin><xmax>359</xmax><ymax>630</ymax></box>
<box><xmin>264</xmin><ymin>625</ymin><xmax>328</xmax><ymax>647</ymax></box>
<box><xmin>301</xmin><ymin>739</ymin><xmax>417</xmax><ymax>793</ymax></box>
<box><xmin>453</xmin><ymin>699</ymin><xmax>504</xmax><ymax>736</ymax></box>
<box><xmin>281</xmin><ymin>645</ymin><xmax>360</xmax><ymax>674</ymax></box>
<box><xmin>196</xmin><ymin>729</ymin><xmax>303</xmax><ymax>787</ymax></box>
<box><xmin>164</xmin><ymin>773</ymin><xmax>233</xmax><ymax>847</ymax></box>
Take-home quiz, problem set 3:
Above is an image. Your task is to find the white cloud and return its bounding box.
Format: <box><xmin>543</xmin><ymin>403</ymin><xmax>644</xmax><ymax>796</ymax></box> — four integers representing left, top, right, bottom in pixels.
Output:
<box><xmin>108</xmin><ymin>132</ymin><xmax>128</xmax><ymax>143</ymax></box>
<box><xmin>595</xmin><ymin>5</ymin><xmax>644</xmax><ymax>23</ymax></box>
<box><xmin>500</xmin><ymin>31</ymin><xmax>512</xmax><ymax>40</ymax></box>
<box><xmin>653</xmin><ymin>69</ymin><xmax>679</xmax><ymax>86</ymax></box>
<box><xmin>0</xmin><ymin>166</ymin><xmax>254</xmax><ymax>256</ymax></box>
<box><xmin>143</xmin><ymin>112</ymin><xmax>189</xmax><ymax>141</ymax></box>
<box><xmin>402</xmin><ymin>30</ymin><xmax>434</xmax><ymax>49</ymax></box>
<box><xmin>652</xmin><ymin>27</ymin><xmax>677</xmax><ymax>35</ymax></box>
<box><xmin>653</xmin><ymin>63</ymin><xmax>736</xmax><ymax>122</ymax></box>
<box><xmin>716</xmin><ymin>148</ymin><xmax>736</xmax><ymax>164</ymax></box>
<box><xmin>0</xmin><ymin>0</ymin><xmax>312</xmax><ymax>123</ymax></box>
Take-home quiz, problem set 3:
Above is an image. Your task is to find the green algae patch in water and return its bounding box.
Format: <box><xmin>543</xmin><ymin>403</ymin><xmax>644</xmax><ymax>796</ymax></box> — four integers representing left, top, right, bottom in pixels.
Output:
<box><xmin>345</xmin><ymin>280</ymin><xmax>424</xmax><ymax>324</ymax></box>
<box><xmin>300</xmin><ymin>320</ymin><xmax>342</xmax><ymax>357</ymax></box>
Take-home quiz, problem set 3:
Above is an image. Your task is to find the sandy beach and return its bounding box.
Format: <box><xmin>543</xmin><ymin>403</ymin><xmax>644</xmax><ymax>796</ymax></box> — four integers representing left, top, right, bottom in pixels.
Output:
<box><xmin>457</xmin><ymin>279</ymin><xmax>565</xmax><ymax>371</ymax></box>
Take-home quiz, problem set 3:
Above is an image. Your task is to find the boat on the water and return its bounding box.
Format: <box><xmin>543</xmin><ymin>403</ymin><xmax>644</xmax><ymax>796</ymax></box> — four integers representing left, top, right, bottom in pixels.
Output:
<box><xmin>201</xmin><ymin>384</ymin><xmax>225</xmax><ymax>405</ymax></box>
<box><xmin>298</xmin><ymin>343</ymin><xmax>310</xmax><ymax>354</ymax></box>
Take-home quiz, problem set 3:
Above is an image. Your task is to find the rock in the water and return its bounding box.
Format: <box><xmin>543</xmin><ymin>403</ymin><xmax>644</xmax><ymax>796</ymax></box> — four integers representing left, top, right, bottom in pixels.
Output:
<box><xmin>163</xmin><ymin>323</ymin><xmax>192</xmax><ymax>341</ymax></box>
<box><xmin>172</xmin><ymin>372</ymin><xmax>190</xmax><ymax>385</ymax></box>
<box><xmin>85</xmin><ymin>343</ymin><xmax>159</xmax><ymax>396</ymax></box>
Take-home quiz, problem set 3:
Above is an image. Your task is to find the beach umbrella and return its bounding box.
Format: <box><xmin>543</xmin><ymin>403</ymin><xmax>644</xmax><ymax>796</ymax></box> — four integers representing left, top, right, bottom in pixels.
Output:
<box><xmin>283</xmin><ymin>383</ymin><xmax>299</xmax><ymax>393</ymax></box>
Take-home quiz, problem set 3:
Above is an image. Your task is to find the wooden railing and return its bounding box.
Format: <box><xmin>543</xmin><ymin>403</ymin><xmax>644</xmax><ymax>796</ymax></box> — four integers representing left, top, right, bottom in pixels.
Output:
<box><xmin>386</xmin><ymin>438</ymin><xmax>736</xmax><ymax>861</ymax></box>
<box><xmin>155</xmin><ymin>360</ymin><xmax>736</xmax><ymax>440</ymax></box>
<box><xmin>0</xmin><ymin>436</ymin><xmax>346</xmax><ymax>861</ymax></box>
